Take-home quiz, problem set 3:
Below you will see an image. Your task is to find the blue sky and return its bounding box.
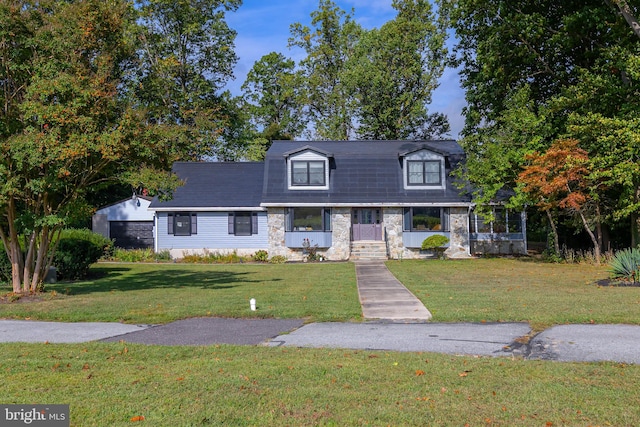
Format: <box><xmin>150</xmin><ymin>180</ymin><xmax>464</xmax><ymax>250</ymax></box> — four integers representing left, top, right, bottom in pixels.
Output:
<box><xmin>225</xmin><ymin>0</ymin><xmax>465</xmax><ymax>138</ymax></box>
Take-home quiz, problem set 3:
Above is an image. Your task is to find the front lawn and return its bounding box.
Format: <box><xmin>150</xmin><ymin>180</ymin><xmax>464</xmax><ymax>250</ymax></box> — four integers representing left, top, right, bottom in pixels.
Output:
<box><xmin>1</xmin><ymin>342</ymin><xmax>639</xmax><ymax>426</ymax></box>
<box><xmin>2</xmin><ymin>258</ymin><xmax>638</xmax><ymax>330</ymax></box>
<box><xmin>386</xmin><ymin>258</ymin><xmax>636</xmax><ymax>331</ymax></box>
<box><xmin>0</xmin><ymin>262</ymin><xmax>361</xmax><ymax>323</ymax></box>
<box><xmin>2</xmin><ymin>258</ymin><xmax>640</xmax><ymax>426</ymax></box>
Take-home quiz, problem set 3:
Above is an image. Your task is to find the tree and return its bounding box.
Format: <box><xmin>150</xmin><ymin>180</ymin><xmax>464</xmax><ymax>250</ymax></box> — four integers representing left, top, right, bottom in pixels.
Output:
<box><xmin>454</xmin><ymin>86</ymin><xmax>550</xmax><ymax>211</ymax></box>
<box><xmin>444</xmin><ymin>0</ymin><xmax>640</xmax><ymax>249</ymax></box>
<box><xmin>519</xmin><ymin>139</ymin><xmax>606</xmax><ymax>263</ymax></box>
<box><xmin>607</xmin><ymin>0</ymin><xmax>640</xmax><ymax>39</ymax></box>
<box><xmin>443</xmin><ymin>0</ymin><xmax>625</xmax><ymax>134</ymax></box>
<box><xmin>241</xmin><ymin>52</ymin><xmax>304</xmax><ymax>152</ymax></box>
<box><xmin>134</xmin><ymin>0</ymin><xmax>241</xmax><ymax>160</ymax></box>
<box><xmin>0</xmin><ymin>0</ymin><xmax>180</xmax><ymax>293</ymax></box>
<box><xmin>289</xmin><ymin>0</ymin><xmax>363</xmax><ymax>140</ymax></box>
<box><xmin>346</xmin><ymin>0</ymin><xmax>448</xmax><ymax>140</ymax></box>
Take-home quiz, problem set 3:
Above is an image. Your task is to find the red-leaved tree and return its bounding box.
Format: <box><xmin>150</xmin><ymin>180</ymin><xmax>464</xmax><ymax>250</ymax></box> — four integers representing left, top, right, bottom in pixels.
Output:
<box><xmin>519</xmin><ymin>138</ymin><xmax>605</xmax><ymax>263</ymax></box>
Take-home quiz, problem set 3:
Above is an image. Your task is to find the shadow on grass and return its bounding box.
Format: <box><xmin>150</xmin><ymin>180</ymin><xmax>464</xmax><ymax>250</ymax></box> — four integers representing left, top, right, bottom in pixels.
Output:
<box><xmin>48</xmin><ymin>265</ymin><xmax>278</xmax><ymax>295</ymax></box>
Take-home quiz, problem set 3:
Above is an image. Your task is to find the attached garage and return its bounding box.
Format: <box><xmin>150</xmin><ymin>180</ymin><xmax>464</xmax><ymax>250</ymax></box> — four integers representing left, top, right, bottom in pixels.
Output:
<box><xmin>92</xmin><ymin>197</ymin><xmax>155</xmax><ymax>249</ymax></box>
<box><xmin>109</xmin><ymin>220</ymin><xmax>154</xmax><ymax>249</ymax></box>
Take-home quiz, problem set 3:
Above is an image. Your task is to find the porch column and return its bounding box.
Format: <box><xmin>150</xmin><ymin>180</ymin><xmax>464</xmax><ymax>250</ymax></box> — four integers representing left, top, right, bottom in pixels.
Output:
<box><xmin>446</xmin><ymin>207</ymin><xmax>471</xmax><ymax>258</ymax></box>
<box><xmin>326</xmin><ymin>207</ymin><xmax>351</xmax><ymax>260</ymax></box>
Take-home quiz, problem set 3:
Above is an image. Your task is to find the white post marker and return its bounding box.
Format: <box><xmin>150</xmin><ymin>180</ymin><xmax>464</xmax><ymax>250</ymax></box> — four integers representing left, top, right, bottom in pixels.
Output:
<box><xmin>250</xmin><ymin>298</ymin><xmax>256</xmax><ymax>311</ymax></box>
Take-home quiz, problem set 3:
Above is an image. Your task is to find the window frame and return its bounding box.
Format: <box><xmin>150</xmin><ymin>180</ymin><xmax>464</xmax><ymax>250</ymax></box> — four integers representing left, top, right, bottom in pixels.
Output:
<box><xmin>285</xmin><ymin>207</ymin><xmax>332</xmax><ymax>232</ymax></box>
<box><xmin>168</xmin><ymin>212</ymin><xmax>197</xmax><ymax>236</ymax></box>
<box><xmin>228</xmin><ymin>212</ymin><xmax>259</xmax><ymax>236</ymax></box>
<box><xmin>407</xmin><ymin>160</ymin><xmax>442</xmax><ymax>186</ymax></box>
<box><xmin>291</xmin><ymin>160</ymin><xmax>326</xmax><ymax>187</ymax></box>
<box><xmin>403</xmin><ymin>207</ymin><xmax>449</xmax><ymax>232</ymax></box>
<box><xmin>470</xmin><ymin>208</ymin><xmax>522</xmax><ymax>234</ymax></box>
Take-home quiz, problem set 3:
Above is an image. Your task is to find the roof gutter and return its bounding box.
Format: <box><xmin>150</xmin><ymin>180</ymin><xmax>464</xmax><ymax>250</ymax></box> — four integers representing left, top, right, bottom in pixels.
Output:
<box><xmin>260</xmin><ymin>202</ymin><xmax>473</xmax><ymax>208</ymax></box>
<box><xmin>150</xmin><ymin>207</ymin><xmax>267</xmax><ymax>212</ymax></box>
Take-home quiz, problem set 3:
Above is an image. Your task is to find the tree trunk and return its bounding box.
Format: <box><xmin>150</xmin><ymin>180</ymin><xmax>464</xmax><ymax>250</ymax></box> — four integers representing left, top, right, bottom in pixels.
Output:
<box><xmin>6</xmin><ymin>198</ymin><xmax>24</xmax><ymax>293</ymax></box>
<box><xmin>614</xmin><ymin>0</ymin><xmax>640</xmax><ymax>39</ymax></box>
<box><xmin>31</xmin><ymin>226</ymin><xmax>54</xmax><ymax>292</ymax></box>
<box><xmin>633</xmin><ymin>212</ymin><xmax>640</xmax><ymax>248</ymax></box>
<box><xmin>633</xmin><ymin>184</ymin><xmax>640</xmax><ymax>247</ymax></box>
<box><xmin>577</xmin><ymin>209</ymin><xmax>602</xmax><ymax>265</ymax></box>
<box><xmin>545</xmin><ymin>210</ymin><xmax>561</xmax><ymax>255</ymax></box>
<box><xmin>22</xmin><ymin>232</ymin><xmax>37</xmax><ymax>293</ymax></box>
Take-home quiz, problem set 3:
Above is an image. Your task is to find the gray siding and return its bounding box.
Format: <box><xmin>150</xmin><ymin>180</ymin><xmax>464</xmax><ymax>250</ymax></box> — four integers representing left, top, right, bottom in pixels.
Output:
<box><xmin>156</xmin><ymin>212</ymin><xmax>268</xmax><ymax>250</ymax></box>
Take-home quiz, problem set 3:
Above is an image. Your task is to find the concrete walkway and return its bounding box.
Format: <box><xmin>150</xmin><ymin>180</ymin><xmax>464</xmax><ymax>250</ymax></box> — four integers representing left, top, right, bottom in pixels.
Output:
<box><xmin>355</xmin><ymin>261</ymin><xmax>432</xmax><ymax>321</ymax></box>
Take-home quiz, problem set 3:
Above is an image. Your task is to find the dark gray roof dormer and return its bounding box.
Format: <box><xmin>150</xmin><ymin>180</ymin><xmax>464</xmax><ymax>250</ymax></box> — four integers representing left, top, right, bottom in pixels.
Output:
<box><xmin>282</xmin><ymin>145</ymin><xmax>334</xmax><ymax>159</ymax></box>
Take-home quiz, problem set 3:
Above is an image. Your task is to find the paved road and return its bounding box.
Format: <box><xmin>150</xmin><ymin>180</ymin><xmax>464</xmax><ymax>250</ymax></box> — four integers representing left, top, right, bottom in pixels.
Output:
<box><xmin>268</xmin><ymin>321</ymin><xmax>530</xmax><ymax>356</ymax></box>
<box><xmin>2</xmin><ymin>318</ymin><xmax>640</xmax><ymax>364</ymax></box>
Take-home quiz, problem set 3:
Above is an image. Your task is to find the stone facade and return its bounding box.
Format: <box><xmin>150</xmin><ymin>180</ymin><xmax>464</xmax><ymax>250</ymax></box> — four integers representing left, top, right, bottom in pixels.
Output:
<box><xmin>383</xmin><ymin>208</ymin><xmax>405</xmax><ymax>259</ymax></box>
<box><xmin>383</xmin><ymin>207</ymin><xmax>472</xmax><ymax>260</ymax></box>
<box><xmin>446</xmin><ymin>207</ymin><xmax>472</xmax><ymax>259</ymax></box>
<box><xmin>470</xmin><ymin>239</ymin><xmax>527</xmax><ymax>255</ymax></box>
<box><xmin>267</xmin><ymin>208</ymin><xmax>351</xmax><ymax>261</ymax></box>
<box><xmin>267</xmin><ymin>206</ymin><xmax>474</xmax><ymax>261</ymax></box>
<box><xmin>325</xmin><ymin>208</ymin><xmax>351</xmax><ymax>261</ymax></box>
<box><xmin>267</xmin><ymin>208</ymin><xmax>288</xmax><ymax>258</ymax></box>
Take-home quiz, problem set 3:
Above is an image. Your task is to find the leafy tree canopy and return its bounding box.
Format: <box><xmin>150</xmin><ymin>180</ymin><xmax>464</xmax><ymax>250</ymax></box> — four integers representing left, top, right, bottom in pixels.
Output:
<box><xmin>444</xmin><ymin>0</ymin><xmax>640</xmax><ymax>247</ymax></box>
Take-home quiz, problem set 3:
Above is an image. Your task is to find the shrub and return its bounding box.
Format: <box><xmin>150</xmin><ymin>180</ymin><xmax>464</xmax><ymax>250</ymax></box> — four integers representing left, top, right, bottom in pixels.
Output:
<box><xmin>269</xmin><ymin>255</ymin><xmax>287</xmax><ymax>264</ymax></box>
<box><xmin>302</xmin><ymin>238</ymin><xmax>323</xmax><ymax>261</ymax></box>
<box><xmin>253</xmin><ymin>250</ymin><xmax>269</xmax><ymax>262</ymax></box>
<box><xmin>609</xmin><ymin>247</ymin><xmax>640</xmax><ymax>283</ymax></box>
<box><xmin>421</xmin><ymin>235</ymin><xmax>450</xmax><ymax>260</ymax></box>
<box><xmin>52</xmin><ymin>229</ymin><xmax>111</xmax><ymax>280</ymax></box>
<box><xmin>155</xmin><ymin>250</ymin><xmax>172</xmax><ymax>261</ymax></box>
<box><xmin>109</xmin><ymin>248</ymin><xmax>171</xmax><ymax>263</ymax></box>
<box><xmin>179</xmin><ymin>250</ymin><xmax>251</xmax><ymax>264</ymax></box>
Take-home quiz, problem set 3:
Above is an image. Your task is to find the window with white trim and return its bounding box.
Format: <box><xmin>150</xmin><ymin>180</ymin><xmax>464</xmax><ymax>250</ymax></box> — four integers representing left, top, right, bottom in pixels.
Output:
<box><xmin>407</xmin><ymin>160</ymin><xmax>441</xmax><ymax>186</ymax></box>
<box><xmin>287</xmin><ymin>150</ymin><xmax>330</xmax><ymax>190</ymax></box>
<box><xmin>291</xmin><ymin>160</ymin><xmax>326</xmax><ymax>186</ymax></box>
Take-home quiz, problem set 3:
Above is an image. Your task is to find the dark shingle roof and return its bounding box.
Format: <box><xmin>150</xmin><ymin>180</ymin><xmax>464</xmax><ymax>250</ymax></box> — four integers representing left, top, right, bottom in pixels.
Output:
<box><xmin>150</xmin><ymin>140</ymin><xmax>473</xmax><ymax>210</ymax></box>
<box><xmin>149</xmin><ymin>162</ymin><xmax>265</xmax><ymax>209</ymax></box>
<box><xmin>262</xmin><ymin>140</ymin><xmax>471</xmax><ymax>205</ymax></box>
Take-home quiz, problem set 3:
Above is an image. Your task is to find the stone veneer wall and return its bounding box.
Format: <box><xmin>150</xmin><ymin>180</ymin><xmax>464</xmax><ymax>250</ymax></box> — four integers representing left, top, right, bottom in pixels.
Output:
<box><xmin>267</xmin><ymin>207</ymin><xmax>473</xmax><ymax>261</ymax></box>
<box><xmin>384</xmin><ymin>207</ymin><xmax>471</xmax><ymax>259</ymax></box>
<box><xmin>470</xmin><ymin>240</ymin><xmax>527</xmax><ymax>255</ymax></box>
<box><xmin>266</xmin><ymin>208</ymin><xmax>351</xmax><ymax>261</ymax></box>
<box><xmin>325</xmin><ymin>208</ymin><xmax>351</xmax><ymax>260</ymax></box>
<box><xmin>446</xmin><ymin>207</ymin><xmax>471</xmax><ymax>259</ymax></box>
<box><xmin>267</xmin><ymin>208</ymin><xmax>288</xmax><ymax>259</ymax></box>
<box><xmin>383</xmin><ymin>208</ymin><xmax>405</xmax><ymax>259</ymax></box>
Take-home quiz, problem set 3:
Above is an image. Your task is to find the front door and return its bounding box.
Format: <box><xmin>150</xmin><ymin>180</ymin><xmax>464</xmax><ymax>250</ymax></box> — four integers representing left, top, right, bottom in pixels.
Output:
<box><xmin>352</xmin><ymin>209</ymin><xmax>382</xmax><ymax>241</ymax></box>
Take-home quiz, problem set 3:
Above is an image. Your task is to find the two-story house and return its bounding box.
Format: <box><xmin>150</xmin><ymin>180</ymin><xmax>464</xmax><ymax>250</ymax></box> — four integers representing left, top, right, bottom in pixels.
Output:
<box><xmin>147</xmin><ymin>140</ymin><xmax>527</xmax><ymax>260</ymax></box>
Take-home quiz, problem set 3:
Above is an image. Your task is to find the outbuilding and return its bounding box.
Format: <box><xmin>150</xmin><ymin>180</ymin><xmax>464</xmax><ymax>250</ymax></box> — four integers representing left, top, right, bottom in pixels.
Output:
<box><xmin>92</xmin><ymin>196</ymin><xmax>155</xmax><ymax>249</ymax></box>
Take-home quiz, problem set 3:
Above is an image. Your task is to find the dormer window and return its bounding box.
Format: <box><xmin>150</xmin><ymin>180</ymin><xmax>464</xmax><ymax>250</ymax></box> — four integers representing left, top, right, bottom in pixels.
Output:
<box><xmin>407</xmin><ymin>160</ymin><xmax>441</xmax><ymax>186</ymax></box>
<box><xmin>285</xmin><ymin>146</ymin><xmax>331</xmax><ymax>190</ymax></box>
<box><xmin>292</xmin><ymin>160</ymin><xmax>326</xmax><ymax>186</ymax></box>
<box><xmin>401</xmin><ymin>148</ymin><xmax>446</xmax><ymax>190</ymax></box>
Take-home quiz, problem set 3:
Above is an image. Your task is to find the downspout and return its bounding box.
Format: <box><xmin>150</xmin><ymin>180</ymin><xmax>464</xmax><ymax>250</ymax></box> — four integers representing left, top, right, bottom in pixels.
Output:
<box><xmin>467</xmin><ymin>204</ymin><xmax>474</xmax><ymax>257</ymax></box>
<box><xmin>153</xmin><ymin>213</ymin><xmax>158</xmax><ymax>254</ymax></box>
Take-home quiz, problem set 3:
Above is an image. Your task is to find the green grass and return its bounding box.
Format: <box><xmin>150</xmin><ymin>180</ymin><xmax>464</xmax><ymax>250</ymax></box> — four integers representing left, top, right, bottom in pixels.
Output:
<box><xmin>1</xmin><ymin>342</ymin><xmax>640</xmax><ymax>426</ymax></box>
<box><xmin>386</xmin><ymin>258</ymin><xmax>638</xmax><ymax>331</ymax></box>
<box><xmin>0</xmin><ymin>262</ymin><xmax>361</xmax><ymax>323</ymax></box>
<box><xmin>3</xmin><ymin>259</ymin><xmax>640</xmax><ymax>425</ymax></box>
